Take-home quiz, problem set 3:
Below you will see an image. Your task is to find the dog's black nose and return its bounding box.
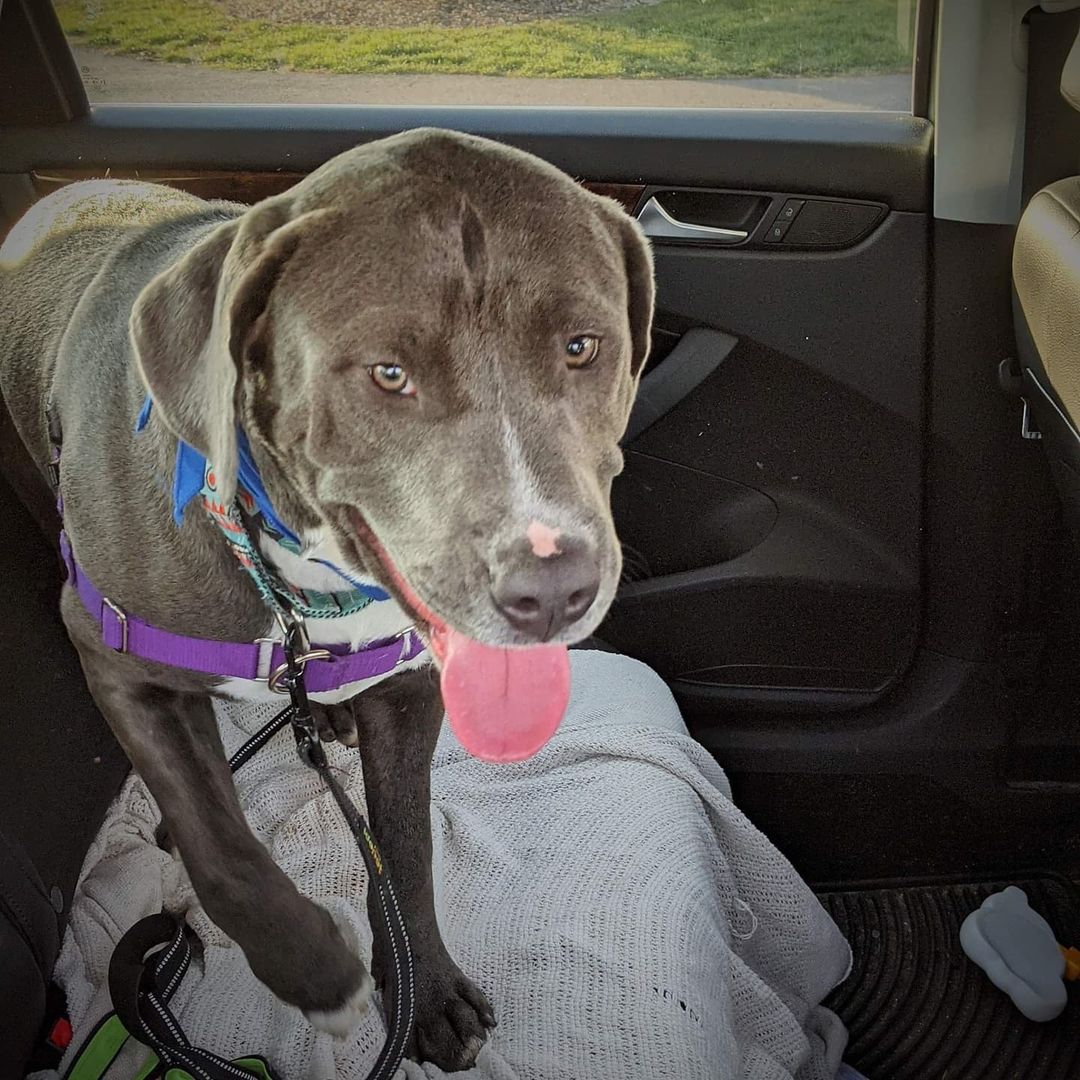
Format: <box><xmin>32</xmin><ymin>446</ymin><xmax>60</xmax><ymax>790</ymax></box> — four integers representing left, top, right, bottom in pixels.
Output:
<box><xmin>492</xmin><ymin>541</ymin><xmax>600</xmax><ymax>641</ymax></box>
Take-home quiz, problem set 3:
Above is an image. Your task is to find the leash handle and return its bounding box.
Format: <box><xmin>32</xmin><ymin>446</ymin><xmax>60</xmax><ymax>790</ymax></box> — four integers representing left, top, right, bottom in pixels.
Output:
<box><xmin>107</xmin><ymin>914</ymin><xmax>263</xmax><ymax>1080</ymax></box>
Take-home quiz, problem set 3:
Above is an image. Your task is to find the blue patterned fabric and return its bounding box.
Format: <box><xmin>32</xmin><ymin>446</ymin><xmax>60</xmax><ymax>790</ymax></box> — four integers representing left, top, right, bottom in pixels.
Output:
<box><xmin>136</xmin><ymin>395</ymin><xmax>390</xmax><ymax>608</ymax></box>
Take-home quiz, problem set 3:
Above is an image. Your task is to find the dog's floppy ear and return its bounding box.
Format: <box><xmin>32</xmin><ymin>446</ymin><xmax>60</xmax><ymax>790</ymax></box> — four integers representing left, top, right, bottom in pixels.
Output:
<box><xmin>130</xmin><ymin>200</ymin><xmax>299</xmax><ymax>503</ymax></box>
<box><xmin>616</xmin><ymin>213</ymin><xmax>655</xmax><ymax>377</ymax></box>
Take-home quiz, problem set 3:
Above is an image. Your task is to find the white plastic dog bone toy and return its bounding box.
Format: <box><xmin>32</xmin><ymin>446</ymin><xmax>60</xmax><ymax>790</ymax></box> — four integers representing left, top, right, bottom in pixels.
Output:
<box><xmin>960</xmin><ymin>886</ymin><xmax>1080</xmax><ymax>1021</ymax></box>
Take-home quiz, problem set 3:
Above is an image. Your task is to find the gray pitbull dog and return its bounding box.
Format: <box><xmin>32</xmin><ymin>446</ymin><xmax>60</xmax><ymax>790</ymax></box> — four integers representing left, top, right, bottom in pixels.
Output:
<box><xmin>0</xmin><ymin>128</ymin><xmax>653</xmax><ymax>1069</ymax></box>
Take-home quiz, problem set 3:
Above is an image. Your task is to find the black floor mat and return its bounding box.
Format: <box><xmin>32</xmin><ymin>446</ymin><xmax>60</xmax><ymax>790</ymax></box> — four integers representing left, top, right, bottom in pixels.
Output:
<box><xmin>818</xmin><ymin>875</ymin><xmax>1080</xmax><ymax>1080</ymax></box>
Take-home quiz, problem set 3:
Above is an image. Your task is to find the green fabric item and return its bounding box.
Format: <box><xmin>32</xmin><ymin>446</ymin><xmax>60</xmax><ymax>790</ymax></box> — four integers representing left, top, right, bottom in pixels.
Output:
<box><xmin>132</xmin><ymin>1051</ymin><xmax>161</xmax><ymax>1080</ymax></box>
<box><xmin>64</xmin><ymin>1015</ymin><xmax>130</xmax><ymax>1080</ymax></box>
<box><xmin>63</xmin><ymin>1012</ymin><xmax>278</xmax><ymax>1080</ymax></box>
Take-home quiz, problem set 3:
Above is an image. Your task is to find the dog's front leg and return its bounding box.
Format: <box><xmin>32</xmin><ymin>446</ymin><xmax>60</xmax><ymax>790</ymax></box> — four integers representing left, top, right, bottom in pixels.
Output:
<box><xmin>351</xmin><ymin>667</ymin><xmax>496</xmax><ymax>1071</ymax></box>
<box><xmin>65</xmin><ymin>599</ymin><xmax>374</xmax><ymax>1034</ymax></box>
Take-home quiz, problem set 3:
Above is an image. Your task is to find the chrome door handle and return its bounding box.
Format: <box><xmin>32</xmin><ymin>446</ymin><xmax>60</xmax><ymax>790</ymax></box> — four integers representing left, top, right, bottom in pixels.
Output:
<box><xmin>635</xmin><ymin>196</ymin><xmax>748</xmax><ymax>244</ymax></box>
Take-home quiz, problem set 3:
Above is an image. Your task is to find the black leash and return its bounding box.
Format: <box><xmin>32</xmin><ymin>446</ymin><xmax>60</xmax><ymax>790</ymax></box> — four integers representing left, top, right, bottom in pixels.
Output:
<box><xmin>105</xmin><ymin>619</ymin><xmax>415</xmax><ymax>1080</ymax></box>
<box><xmin>233</xmin><ymin>618</ymin><xmax>416</xmax><ymax>1080</ymax></box>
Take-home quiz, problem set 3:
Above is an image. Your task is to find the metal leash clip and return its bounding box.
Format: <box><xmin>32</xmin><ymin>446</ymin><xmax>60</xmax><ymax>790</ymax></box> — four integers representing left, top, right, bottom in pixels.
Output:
<box><xmin>266</xmin><ymin>609</ymin><xmax>331</xmax><ymax>695</ymax></box>
<box><xmin>271</xmin><ymin>611</ymin><xmax>329</xmax><ymax>767</ymax></box>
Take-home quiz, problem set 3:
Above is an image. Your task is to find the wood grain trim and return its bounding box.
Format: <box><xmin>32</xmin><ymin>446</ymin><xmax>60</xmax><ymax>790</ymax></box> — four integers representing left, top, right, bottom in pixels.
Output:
<box><xmin>582</xmin><ymin>182</ymin><xmax>645</xmax><ymax>215</ymax></box>
<box><xmin>31</xmin><ymin>169</ymin><xmax>303</xmax><ymax>204</ymax></box>
<box><xmin>31</xmin><ymin>169</ymin><xmax>644</xmax><ymax>215</ymax></box>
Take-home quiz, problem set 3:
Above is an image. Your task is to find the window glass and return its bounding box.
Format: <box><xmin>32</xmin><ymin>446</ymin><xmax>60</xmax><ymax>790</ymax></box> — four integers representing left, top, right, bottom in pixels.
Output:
<box><xmin>58</xmin><ymin>0</ymin><xmax>915</xmax><ymax>111</ymax></box>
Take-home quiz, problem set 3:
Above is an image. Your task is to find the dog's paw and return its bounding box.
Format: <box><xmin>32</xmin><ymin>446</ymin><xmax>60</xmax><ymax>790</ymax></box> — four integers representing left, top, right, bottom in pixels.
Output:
<box><xmin>303</xmin><ymin>910</ymin><xmax>374</xmax><ymax>1037</ymax></box>
<box><xmin>310</xmin><ymin>700</ymin><xmax>359</xmax><ymax>748</ymax></box>
<box><xmin>409</xmin><ymin>960</ymin><xmax>496</xmax><ymax>1072</ymax></box>
<box><xmin>304</xmin><ymin>966</ymin><xmax>375</xmax><ymax>1037</ymax></box>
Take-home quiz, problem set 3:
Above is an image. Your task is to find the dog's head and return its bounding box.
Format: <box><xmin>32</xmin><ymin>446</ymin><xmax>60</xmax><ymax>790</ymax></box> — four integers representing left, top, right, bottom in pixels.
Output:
<box><xmin>132</xmin><ymin>129</ymin><xmax>654</xmax><ymax>650</ymax></box>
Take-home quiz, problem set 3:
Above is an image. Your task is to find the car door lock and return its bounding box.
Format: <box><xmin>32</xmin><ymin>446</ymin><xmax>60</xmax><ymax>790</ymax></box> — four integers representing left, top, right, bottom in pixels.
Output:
<box><xmin>763</xmin><ymin>198</ymin><xmax>806</xmax><ymax>243</ymax></box>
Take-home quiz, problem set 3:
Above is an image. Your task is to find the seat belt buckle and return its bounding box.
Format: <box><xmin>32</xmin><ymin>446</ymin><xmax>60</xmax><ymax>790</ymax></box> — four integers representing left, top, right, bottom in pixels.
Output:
<box><xmin>1021</xmin><ymin>399</ymin><xmax>1042</xmax><ymax>440</ymax></box>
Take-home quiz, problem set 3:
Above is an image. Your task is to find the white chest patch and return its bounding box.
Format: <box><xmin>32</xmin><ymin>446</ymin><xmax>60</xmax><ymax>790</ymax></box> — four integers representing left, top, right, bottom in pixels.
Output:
<box><xmin>215</xmin><ymin>528</ymin><xmax>431</xmax><ymax>706</ymax></box>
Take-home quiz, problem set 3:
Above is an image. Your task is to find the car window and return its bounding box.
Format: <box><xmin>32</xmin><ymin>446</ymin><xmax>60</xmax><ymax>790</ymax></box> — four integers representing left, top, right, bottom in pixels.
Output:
<box><xmin>56</xmin><ymin>0</ymin><xmax>916</xmax><ymax>111</ymax></box>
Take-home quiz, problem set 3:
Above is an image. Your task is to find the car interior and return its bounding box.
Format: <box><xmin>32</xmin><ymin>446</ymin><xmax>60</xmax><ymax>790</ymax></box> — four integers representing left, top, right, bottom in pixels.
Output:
<box><xmin>4</xmin><ymin>0</ymin><xmax>1080</xmax><ymax>1076</ymax></box>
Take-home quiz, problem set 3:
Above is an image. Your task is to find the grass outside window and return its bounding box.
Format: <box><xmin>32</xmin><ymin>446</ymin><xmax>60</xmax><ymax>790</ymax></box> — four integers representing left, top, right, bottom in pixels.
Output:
<box><xmin>57</xmin><ymin>0</ymin><xmax>911</xmax><ymax>81</ymax></box>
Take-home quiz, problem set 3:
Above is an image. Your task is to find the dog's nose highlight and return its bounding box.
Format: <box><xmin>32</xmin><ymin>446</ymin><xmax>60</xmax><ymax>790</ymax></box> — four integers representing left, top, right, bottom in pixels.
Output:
<box><xmin>493</xmin><ymin>541</ymin><xmax>600</xmax><ymax>640</ymax></box>
<box><xmin>526</xmin><ymin>520</ymin><xmax>563</xmax><ymax>558</ymax></box>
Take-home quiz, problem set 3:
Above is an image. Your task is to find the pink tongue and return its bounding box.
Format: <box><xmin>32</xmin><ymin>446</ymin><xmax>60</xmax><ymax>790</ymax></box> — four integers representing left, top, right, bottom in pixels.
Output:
<box><xmin>436</xmin><ymin>628</ymin><xmax>570</xmax><ymax>763</ymax></box>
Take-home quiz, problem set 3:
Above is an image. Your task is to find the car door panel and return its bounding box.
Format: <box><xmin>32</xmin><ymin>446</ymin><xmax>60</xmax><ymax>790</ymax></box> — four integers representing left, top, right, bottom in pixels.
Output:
<box><xmin>606</xmin><ymin>193</ymin><xmax>926</xmax><ymax>712</ymax></box>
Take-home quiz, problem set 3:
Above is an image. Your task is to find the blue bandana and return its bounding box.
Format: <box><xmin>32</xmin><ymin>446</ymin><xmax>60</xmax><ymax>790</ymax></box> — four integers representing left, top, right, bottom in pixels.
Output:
<box><xmin>136</xmin><ymin>396</ymin><xmax>389</xmax><ymax>604</ymax></box>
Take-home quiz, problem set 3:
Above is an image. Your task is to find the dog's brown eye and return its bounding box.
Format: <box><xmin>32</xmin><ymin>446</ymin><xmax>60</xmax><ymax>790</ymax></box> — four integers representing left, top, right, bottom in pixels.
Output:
<box><xmin>566</xmin><ymin>335</ymin><xmax>600</xmax><ymax>369</ymax></box>
<box><xmin>368</xmin><ymin>363</ymin><xmax>416</xmax><ymax>397</ymax></box>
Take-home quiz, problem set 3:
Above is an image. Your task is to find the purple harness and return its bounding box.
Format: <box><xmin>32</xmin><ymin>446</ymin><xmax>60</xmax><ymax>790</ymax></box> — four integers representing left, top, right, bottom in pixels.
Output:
<box><xmin>53</xmin><ymin>438</ymin><xmax>425</xmax><ymax>693</ymax></box>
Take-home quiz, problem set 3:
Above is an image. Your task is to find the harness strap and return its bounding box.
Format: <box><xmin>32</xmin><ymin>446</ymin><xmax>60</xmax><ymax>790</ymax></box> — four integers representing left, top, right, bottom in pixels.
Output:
<box><xmin>58</xmin><ymin>531</ymin><xmax>425</xmax><ymax>692</ymax></box>
<box><xmin>53</xmin><ymin>399</ymin><xmax>422</xmax><ymax>691</ymax></box>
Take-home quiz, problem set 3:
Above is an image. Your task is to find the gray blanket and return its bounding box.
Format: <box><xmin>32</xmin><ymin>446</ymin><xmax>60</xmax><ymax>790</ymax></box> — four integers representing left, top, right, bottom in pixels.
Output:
<box><xmin>53</xmin><ymin>651</ymin><xmax>851</xmax><ymax>1079</ymax></box>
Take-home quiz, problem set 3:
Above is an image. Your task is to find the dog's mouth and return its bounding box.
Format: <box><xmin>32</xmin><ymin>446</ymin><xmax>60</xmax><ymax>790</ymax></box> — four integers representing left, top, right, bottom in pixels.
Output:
<box><xmin>349</xmin><ymin>509</ymin><xmax>570</xmax><ymax>763</ymax></box>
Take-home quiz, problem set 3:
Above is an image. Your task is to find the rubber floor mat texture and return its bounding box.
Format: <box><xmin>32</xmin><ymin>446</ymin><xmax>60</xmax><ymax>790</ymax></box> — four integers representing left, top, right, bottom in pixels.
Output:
<box><xmin>818</xmin><ymin>875</ymin><xmax>1080</xmax><ymax>1080</ymax></box>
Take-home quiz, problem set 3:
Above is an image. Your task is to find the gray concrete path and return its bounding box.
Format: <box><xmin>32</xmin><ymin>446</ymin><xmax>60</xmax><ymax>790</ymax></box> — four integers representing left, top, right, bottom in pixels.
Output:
<box><xmin>73</xmin><ymin>48</ymin><xmax>910</xmax><ymax>111</ymax></box>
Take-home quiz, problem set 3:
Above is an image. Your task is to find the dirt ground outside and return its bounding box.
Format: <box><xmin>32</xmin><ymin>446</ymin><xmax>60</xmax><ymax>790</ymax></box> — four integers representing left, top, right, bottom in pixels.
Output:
<box><xmin>74</xmin><ymin>47</ymin><xmax>911</xmax><ymax>111</ymax></box>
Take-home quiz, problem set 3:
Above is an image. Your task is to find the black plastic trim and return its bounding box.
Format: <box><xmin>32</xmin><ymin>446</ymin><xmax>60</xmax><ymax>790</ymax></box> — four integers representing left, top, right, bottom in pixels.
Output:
<box><xmin>0</xmin><ymin>107</ymin><xmax>933</xmax><ymax>212</ymax></box>
<box><xmin>672</xmin><ymin>679</ymin><xmax>881</xmax><ymax>714</ymax></box>
<box><xmin>912</xmin><ymin>0</ymin><xmax>937</xmax><ymax>119</ymax></box>
<box><xmin>623</xmin><ymin>327</ymin><xmax>738</xmax><ymax>443</ymax></box>
<box><xmin>0</xmin><ymin>0</ymin><xmax>89</xmax><ymax>125</ymax></box>
<box><xmin>1027</xmin><ymin>367</ymin><xmax>1080</xmax><ymax>447</ymax></box>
